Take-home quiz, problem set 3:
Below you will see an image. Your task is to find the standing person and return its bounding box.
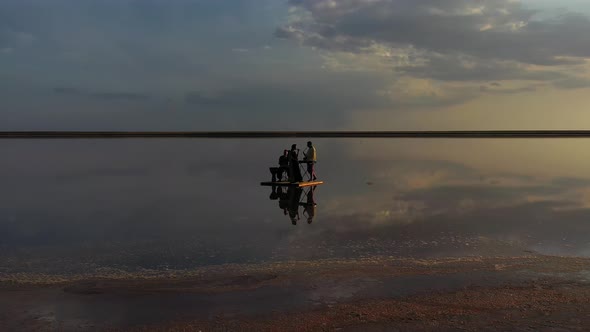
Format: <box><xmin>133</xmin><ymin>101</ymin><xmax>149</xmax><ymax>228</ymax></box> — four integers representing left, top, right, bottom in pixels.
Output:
<box><xmin>303</xmin><ymin>141</ymin><xmax>317</xmax><ymax>181</ymax></box>
<box><xmin>278</xmin><ymin>149</ymin><xmax>290</xmax><ymax>181</ymax></box>
<box><xmin>289</xmin><ymin>144</ymin><xmax>303</xmax><ymax>183</ymax></box>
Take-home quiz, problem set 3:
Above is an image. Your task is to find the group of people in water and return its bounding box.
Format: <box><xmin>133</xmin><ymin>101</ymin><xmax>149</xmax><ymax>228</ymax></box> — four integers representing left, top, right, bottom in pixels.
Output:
<box><xmin>277</xmin><ymin>141</ymin><xmax>317</xmax><ymax>183</ymax></box>
<box><xmin>264</xmin><ymin>141</ymin><xmax>319</xmax><ymax>225</ymax></box>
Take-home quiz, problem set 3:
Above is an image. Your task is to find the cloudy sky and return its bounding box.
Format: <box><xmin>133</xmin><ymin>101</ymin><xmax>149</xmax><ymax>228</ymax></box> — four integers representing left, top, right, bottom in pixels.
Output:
<box><xmin>2</xmin><ymin>0</ymin><xmax>590</xmax><ymax>130</ymax></box>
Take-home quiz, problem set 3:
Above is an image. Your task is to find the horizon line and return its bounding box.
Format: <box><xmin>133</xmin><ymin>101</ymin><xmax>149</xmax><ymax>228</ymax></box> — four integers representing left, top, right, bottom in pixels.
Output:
<box><xmin>3</xmin><ymin>130</ymin><xmax>590</xmax><ymax>138</ymax></box>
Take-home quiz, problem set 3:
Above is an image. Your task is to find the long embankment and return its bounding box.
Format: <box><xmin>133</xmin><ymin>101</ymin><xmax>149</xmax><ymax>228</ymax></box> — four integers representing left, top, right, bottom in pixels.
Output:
<box><xmin>3</xmin><ymin>130</ymin><xmax>590</xmax><ymax>138</ymax></box>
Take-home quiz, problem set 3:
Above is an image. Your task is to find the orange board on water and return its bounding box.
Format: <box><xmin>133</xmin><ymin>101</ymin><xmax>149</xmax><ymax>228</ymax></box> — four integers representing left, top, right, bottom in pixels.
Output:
<box><xmin>260</xmin><ymin>181</ymin><xmax>324</xmax><ymax>188</ymax></box>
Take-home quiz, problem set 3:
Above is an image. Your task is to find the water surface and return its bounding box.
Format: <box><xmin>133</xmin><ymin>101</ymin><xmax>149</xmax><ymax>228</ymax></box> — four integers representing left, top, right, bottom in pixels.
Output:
<box><xmin>2</xmin><ymin>138</ymin><xmax>590</xmax><ymax>274</ymax></box>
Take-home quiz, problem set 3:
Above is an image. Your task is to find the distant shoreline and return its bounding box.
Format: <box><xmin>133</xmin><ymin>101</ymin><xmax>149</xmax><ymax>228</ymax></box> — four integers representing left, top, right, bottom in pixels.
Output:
<box><xmin>2</xmin><ymin>130</ymin><xmax>590</xmax><ymax>138</ymax></box>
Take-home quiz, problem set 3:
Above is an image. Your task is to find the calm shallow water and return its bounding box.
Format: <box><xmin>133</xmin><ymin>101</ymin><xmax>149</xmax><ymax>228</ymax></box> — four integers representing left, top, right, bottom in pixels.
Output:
<box><xmin>2</xmin><ymin>138</ymin><xmax>590</xmax><ymax>274</ymax></box>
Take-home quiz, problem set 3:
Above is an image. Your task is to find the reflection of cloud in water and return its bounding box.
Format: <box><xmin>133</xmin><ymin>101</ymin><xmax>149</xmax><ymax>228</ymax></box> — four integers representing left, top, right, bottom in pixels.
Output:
<box><xmin>2</xmin><ymin>139</ymin><xmax>590</xmax><ymax>273</ymax></box>
<box><xmin>323</xmin><ymin>157</ymin><xmax>590</xmax><ymax>224</ymax></box>
<box><xmin>307</xmin><ymin>152</ymin><xmax>590</xmax><ymax>258</ymax></box>
<box><xmin>346</xmin><ymin>139</ymin><xmax>590</xmax><ymax>178</ymax></box>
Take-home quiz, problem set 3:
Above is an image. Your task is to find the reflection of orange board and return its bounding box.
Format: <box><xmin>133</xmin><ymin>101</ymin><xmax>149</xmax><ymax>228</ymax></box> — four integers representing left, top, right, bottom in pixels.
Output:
<box><xmin>260</xmin><ymin>181</ymin><xmax>324</xmax><ymax>188</ymax></box>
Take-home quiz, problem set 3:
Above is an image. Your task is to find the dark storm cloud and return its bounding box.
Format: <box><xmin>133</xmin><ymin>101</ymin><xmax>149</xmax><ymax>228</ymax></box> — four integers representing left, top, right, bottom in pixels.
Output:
<box><xmin>284</xmin><ymin>0</ymin><xmax>590</xmax><ymax>64</ymax></box>
<box><xmin>280</xmin><ymin>0</ymin><xmax>590</xmax><ymax>84</ymax></box>
<box><xmin>274</xmin><ymin>25</ymin><xmax>372</xmax><ymax>52</ymax></box>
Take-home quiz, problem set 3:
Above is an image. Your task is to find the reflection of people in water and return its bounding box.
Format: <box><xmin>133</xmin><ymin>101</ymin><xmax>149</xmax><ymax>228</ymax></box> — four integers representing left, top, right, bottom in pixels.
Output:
<box><xmin>269</xmin><ymin>185</ymin><xmax>279</xmax><ymax>200</ymax></box>
<box><xmin>287</xmin><ymin>186</ymin><xmax>303</xmax><ymax>225</ymax></box>
<box><xmin>302</xmin><ymin>186</ymin><xmax>317</xmax><ymax>224</ymax></box>
<box><xmin>277</xmin><ymin>187</ymin><xmax>289</xmax><ymax>215</ymax></box>
<box><xmin>268</xmin><ymin>185</ymin><xmax>317</xmax><ymax>225</ymax></box>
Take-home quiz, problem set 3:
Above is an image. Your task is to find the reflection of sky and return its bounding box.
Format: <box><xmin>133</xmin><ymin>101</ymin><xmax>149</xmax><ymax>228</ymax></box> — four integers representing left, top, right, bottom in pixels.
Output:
<box><xmin>2</xmin><ymin>139</ymin><xmax>590</xmax><ymax>274</ymax></box>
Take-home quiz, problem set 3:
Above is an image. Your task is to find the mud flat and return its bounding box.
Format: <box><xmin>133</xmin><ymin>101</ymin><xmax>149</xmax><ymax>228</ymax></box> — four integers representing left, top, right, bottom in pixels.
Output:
<box><xmin>1</xmin><ymin>255</ymin><xmax>590</xmax><ymax>331</ymax></box>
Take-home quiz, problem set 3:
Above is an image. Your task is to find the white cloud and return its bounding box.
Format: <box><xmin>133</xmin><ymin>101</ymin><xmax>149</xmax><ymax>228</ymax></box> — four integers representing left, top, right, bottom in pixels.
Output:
<box><xmin>279</xmin><ymin>0</ymin><xmax>590</xmax><ymax>84</ymax></box>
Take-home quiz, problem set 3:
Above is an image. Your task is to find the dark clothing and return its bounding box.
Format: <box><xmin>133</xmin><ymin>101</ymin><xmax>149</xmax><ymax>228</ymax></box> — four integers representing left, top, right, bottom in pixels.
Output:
<box><xmin>279</xmin><ymin>155</ymin><xmax>289</xmax><ymax>167</ymax></box>
<box><xmin>287</xmin><ymin>187</ymin><xmax>303</xmax><ymax>225</ymax></box>
<box><xmin>289</xmin><ymin>149</ymin><xmax>303</xmax><ymax>183</ymax></box>
<box><xmin>277</xmin><ymin>168</ymin><xmax>288</xmax><ymax>181</ymax></box>
<box><xmin>278</xmin><ymin>155</ymin><xmax>290</xmax><ymax>181</ymax></box>
<box><xmin>278</xmin><ymin>187</ymin><xmax>289</xmax><ymax>214</ymax></box>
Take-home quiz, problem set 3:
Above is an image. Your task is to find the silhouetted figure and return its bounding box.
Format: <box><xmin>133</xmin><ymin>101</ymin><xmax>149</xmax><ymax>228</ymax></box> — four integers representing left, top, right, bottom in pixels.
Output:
<box><xmin>269</xmin><ymin>185</ymin><xmax>279</xmax><ymax>200</ymax></box>
<box><xmin>267</xmin><ymin>184</ymin><xmax>319</xmax><ymax>225</ymax></box>
<box><xmin>278</xmin><ymin>150</ymin><xmax>290</xmax><ymax>181</ymax></box>
<box><xmin>289</xmin><ymin>144</ymin><xmax>303</xmax><ymax>183</ymax></box>
<box><xmin>287</xmin><ymin>186</ymin><xmax>303</xmax><ymax>225</ymax></box>
<box><xmin>277</xmin><ymin>187</ymin><xmax>289</xmax><ymax>215</ymax></box>
<box><xmin>303</xmin><ymin>141</ymin><xmax>317</xmax><ymax>181</ymax></box>
<box><xmin>302</xmin><ymin>186</ymin><xmax>317</xmax><ymax>224</ymax></box>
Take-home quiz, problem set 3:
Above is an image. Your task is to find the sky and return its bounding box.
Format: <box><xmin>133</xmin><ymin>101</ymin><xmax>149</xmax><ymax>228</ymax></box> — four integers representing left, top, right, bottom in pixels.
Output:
<box><xmin>2</xmin><ymin>0</ymin><xmax>590</xmax><ymax>130</ymax></box>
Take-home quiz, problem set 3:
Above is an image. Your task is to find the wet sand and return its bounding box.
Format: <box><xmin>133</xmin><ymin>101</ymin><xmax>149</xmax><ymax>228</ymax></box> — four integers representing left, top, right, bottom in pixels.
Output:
<box><xmin>2</xmin><ymin>255</ymin><xmax>590</xmax><ymax>331</ymax></box>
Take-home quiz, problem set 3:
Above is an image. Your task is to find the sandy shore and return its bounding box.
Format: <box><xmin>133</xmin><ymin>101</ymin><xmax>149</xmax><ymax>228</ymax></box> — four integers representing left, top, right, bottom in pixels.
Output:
<box><xmin>1</xmin><ymin>255</ymin><xmax>590</xmax><ymax>331</ymax></box>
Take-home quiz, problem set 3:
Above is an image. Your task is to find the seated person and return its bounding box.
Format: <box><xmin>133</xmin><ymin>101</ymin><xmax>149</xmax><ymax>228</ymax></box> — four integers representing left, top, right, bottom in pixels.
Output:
<box><xmin>278</xmin><ymin>149</ymin><xmax>289</xmax><ymax>181</ymax></box>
